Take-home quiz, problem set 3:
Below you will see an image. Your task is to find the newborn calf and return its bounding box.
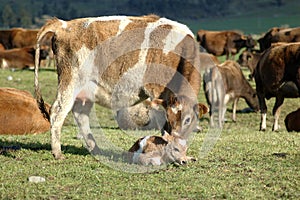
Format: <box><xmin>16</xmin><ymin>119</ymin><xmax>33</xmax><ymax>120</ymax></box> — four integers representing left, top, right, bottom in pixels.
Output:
<box><xmin>128</xmin><ymin>132</ymin><xmax>193</xmax><ymax>166</ymax></box>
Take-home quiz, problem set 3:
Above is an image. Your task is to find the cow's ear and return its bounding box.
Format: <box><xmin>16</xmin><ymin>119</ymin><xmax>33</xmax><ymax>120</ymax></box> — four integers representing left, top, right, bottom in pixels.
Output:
<box><xmin>196</xmin><ymin>103</ymin><xmax>209</xmax><ymax>118</ymax></box>
<box><xmin>144</xmin><ymin>98</ymin><xmax>164</xmax><ymax>110</ymax></box>
<box><xmin>162</xmin><ymin>131</ymin><xmax>174</xmax><ymax>142</ymax></box>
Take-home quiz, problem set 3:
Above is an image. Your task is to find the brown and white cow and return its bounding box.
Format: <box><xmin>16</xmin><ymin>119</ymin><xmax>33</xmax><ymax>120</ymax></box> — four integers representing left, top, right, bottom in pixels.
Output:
<box><xmin>203</xmin><ymin>60</ymin><xmax>259</xmax><ymax>128</ymax></box>
<box><xmin>34</xmin><ymin>15</ymin><xmax>208</xmax><ymax>159</ymax></box>
<box><xmin>0</xmin><ymin>47</ymin><xmax>48</xmax><ymax>69</ymax></box>
<box><xmin>128</xmin><ymin>131</ymin><xmax>193</xmax><ymax>166</ymax></box>
<box><xmin>258</xmin><ymin>27</ymin><xmax>300</xmax><ymax>51</ymax></box>
<box><xmin>0</xmin><ymin>87</ymin><xmax>50</xmax><ymax>135</ymax></box>
<box><xmin>284</xmin><ymin>108</ymin><xmax>300</xmax><ymax>132</ymax></box>
<box><xmin>197</xmin><ymin>30</ymin><xmax>256</xmax><ymax>60</ymax></box>
<box><xmin>254</xmin><ymin>42</ymin><xmax>300</xmax><ymax>131</ymax></box>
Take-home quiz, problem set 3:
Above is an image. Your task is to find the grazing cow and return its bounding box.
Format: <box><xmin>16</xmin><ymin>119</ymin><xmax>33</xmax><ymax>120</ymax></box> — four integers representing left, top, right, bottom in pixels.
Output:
<box><xmin>203</xmin><ymin>60</ymin><xmax>259</xmax><ymax>128</ymax></box>
<box><xmin>128</xmin><ymin>132</ymin><xmax>193</xmax><ymax>166</ymax></box>
<box><xmin>0</xmin><ymin>88</ymin><xmax>50</xmax><ymax>135</ymax></box>
<box><xmin>254</xmin><ymin>42</ymin><xmax>300</xmax><ymax>131</ymax></box>
<box><xmin>237</xmin><ymin>50</ymin><xmax>262</xmax><ymax>80</ymax></box>
<box><xmin>34</xmin><ymin>15</ymin><xmax>208</xmax><ymax>159</ymax></box>
<box><xmin>284</xmin><ymin>108</ymin><xmax>300</xmax><ymax>132</ymax></box>
<box><xmin>197</xmin><ymin>29</ymin><xmax>256</xmax><ymax>59</ymax></box>
<box><xmin>258</xmin><ymin>27</ymin><xmax>300</xmax><ymax>51</ymax></box>
<box><xmin>0</xmin><ymin>47</ymin><xmax>48</xmax><ymax>69</ymax></box>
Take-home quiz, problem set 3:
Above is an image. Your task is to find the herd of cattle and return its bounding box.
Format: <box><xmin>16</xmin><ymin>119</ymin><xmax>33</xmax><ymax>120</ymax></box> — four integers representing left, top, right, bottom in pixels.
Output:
<box><xmin>0</xmin><ymin>15</ymin><xmax>299</xmax><ymax>166</ymax></box>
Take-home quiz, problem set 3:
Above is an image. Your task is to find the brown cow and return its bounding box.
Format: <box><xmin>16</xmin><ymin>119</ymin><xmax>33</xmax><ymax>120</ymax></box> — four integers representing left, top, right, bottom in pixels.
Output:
<box><xmin>203</xmin><ymin>60</ymin><xmax>259</xmax><ymax>128</ymax></box>
<box><xmin>197</xmin><ymin>30</ymin><xmax>256</xmax><ymax>60</ymax></box>
<box><xmin>284</xmin><ymin>108</ymin><xmax>300</xmax><ymax>132</ymax></box>
<box><xmin>0</xmin><ymin>28</ymin><xmax>38</xmax><ymax>49</ymax></box>
<box><xmin>258</xmin><ymin>27</ymin><xmax>300</xmax><ymax>51</ymax></box>
<box><xmin>128</xmin><ymin>132</ymin><xmax>193</xmax><ymax>166</ymax></box>
<box><xmin>0</xmin><ymin>47</ymin><xmax>48</xmax><ymax>69</ymax></box>
<box><xmin>254</xmin><ymin>42</ymin><xmax>300</xmax><ymax>131</ymax></box>
<box><xmin>0</xmin><ymin>87</ymin><xmax>50</xmax><ymax>135</ymax></box>
<box><xmin>34</xmin><ymin>15</ymin><xmax>208</xmax><ymax>159</ymax></box>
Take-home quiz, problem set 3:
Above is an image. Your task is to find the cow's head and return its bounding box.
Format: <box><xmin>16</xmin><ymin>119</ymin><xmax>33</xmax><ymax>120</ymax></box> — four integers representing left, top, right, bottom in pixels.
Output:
<box><xmin>153</xmin><ymin>95</ymin><xmax>208</xmax><ymax>138</ymax></box>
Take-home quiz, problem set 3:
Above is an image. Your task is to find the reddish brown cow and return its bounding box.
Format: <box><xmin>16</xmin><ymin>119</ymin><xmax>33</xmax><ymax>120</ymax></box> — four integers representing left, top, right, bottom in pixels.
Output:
<box><xmin>0</xmin><ymin>47</ymin><xmax>48</xmax><ymax>69</ymax></box>
<box><xmin>258</xmin><ymin>27</ymin><xmax>300</xmax><ymax>51</ymax></box>
<box><xmin>35</xmin><ymin>15</ymin><xmax>208</xmax><ymax>159</ymax></box>
<box><xmin>0</xmin><ymin>28</ymin><xmax>52</xmax><ymax>50</ymax></box>
<box><xmin>284</xmin><ymin>108</ymin><xmax>300</xmax><ymax>132</ymax></box>
<box><xmin>204</xmin><ymin>60</ymin><xmax>259</xmax><ymax>128</ymax></box>
<box><xmin>197</xmin><ymin>30</ymin><xmax>256</xmax><ymax>60</ymax></box>
<box><xmin>0</xmin><ymin>88</ymin><xmax>50</xmax><ymax>135</ymax></box>
<box><xmin>254</xmin><ymin>42</ymin><xmax>300</xmax><ymax>131</ymax></box>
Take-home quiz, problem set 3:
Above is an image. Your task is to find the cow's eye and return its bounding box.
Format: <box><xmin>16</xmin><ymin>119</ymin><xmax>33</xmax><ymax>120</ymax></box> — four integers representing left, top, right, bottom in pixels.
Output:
<box><xmin>174</xmin><ymin>147</ymin><xmax>180</xmax><ymax>152</ymax></box>
<box><xmin>184</xmin><ymin>117</ymin><xmax>191</xmax><ymax>125</ymax></box>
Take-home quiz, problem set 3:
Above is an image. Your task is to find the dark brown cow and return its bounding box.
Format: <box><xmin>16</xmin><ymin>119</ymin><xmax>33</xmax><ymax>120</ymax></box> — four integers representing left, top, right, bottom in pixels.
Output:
<box><xmin>204</xmin><ymin>60</ymin><xmax>259</xmax><ymax>128</ymax></box>
<box><xmin>197</xmin><ymin>30</ymin><xmax>256</xmax><ymax>59</ymax></box>
<box><xmin>284</xmin><ymin>108</ymin><xmax>300</xmax><ymax>132</ymax></box>
<box><xmin>254</xmin><ymin>42</ymin><xmax>300</xmax><ymax>131</ymax></box>
<box><xmin>0</xmin><ymin>88</ymin><xmax>50</xmax><ymax>135</ymax></box>
<box><xmin>237</xmin><ymin>50</ymin><xmax>262</xmax><ymax>80</ymax></box>
<box><xmin>258</xmin><ymin>27</ymin><xmax>300</xmax><ymax>51</ymax></box>
<box><xmin>0</xmin><ymin>47</ymin><xmax>48</xmax><ymax>69</ymax></box>
<box><xmin>35</xmin><ymin>15</ymin><xmax>208</xmax><ymax>159</ymax></box>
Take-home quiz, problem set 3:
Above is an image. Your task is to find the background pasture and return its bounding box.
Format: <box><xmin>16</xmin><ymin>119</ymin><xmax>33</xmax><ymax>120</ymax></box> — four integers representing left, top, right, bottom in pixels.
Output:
<box><xmin>0</xmin><ymin>60</ymin><xmax>299</xmax><ymax>199</ymax></box>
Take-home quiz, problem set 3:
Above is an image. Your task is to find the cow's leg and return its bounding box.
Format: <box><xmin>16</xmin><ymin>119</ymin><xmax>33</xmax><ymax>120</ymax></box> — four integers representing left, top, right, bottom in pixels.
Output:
<box><xmin>272</xmin><ymin>96</ymin><xmax>284</xmax><ymax>131</ymax></box>
<box><xmin>50</xmin><ymin>85</ymin><xmax>75</xmax><ymax>159</ymax></box>
<box><xmin>257</xmin><ymin>94</ymin><xmax>267</xmax><ymax>131</ymax></box>
<box><xmin>232</xmin><ymin>98</ymin><xmax>239</xmax><ymax>122</ymax></box>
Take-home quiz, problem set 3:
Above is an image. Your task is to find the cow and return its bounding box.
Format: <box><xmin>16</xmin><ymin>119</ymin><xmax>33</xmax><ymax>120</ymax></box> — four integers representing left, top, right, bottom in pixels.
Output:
<box><xmin>258</xmin><ymin>27</ymin><xmax>300</xmax><ymax>51</ymax></box>
<box><xmin>254</xmin><ymin>42</ymin><xmax>300</xmax><ymax>131</ymax></box>
<box><xmin>0</xmin><ymin>28</ymin><xmax>38</xmax><ymax>49</ymax></box>
<box><xmin>0</xmin><ymin>87</ymin><xmax>50</xmax><ymax>135</ymax></box>
<box><xmin>0</xmin><ymin>47</ymin><xmax>48</xmax><ymax>69</ymax></box>
<box><xmin>196</xmin><ymin>29</ymin><xmax>256</xmax><ymax>60</ymax></box>
<box><xmin>34</xmin><ymin>15</ymin><xmax>208</xmax><ymax>159</ymax></box>
<box><xmin>203</xmin><ymin>60</ymin><xmax>259</xmax><ymax>128</ymax></box>
<box><xmin>237</xmin><ymin>50</ymin><xmax>262</xmax><ymax>80</ymax></box>
<box><xmin>0</xmin><ymin>43</ymin><xmax>5</xmax><ymax>51</ymax></box>
<box><xmin>128</xmin><ymin>131</ymin><xmax>193</xmax><ymax>166</ymax></box>
<box><xmin>284</xmin><ymin>108</ymin><xmax>300</xmax><ymax>132</ymax></box>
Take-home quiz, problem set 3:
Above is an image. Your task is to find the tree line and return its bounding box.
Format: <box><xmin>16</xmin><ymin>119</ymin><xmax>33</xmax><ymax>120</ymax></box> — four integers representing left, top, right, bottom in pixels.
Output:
<box><xmin>0</xmin><ymin>0</ymin><xmax>284</xmax><ymax>28</ymax></box>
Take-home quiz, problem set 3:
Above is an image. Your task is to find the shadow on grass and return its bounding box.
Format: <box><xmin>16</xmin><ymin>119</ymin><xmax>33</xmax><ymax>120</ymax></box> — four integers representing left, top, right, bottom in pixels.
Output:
<box><xmin>0</xmin><ymin>139</ymin><xmax>90</xmax><ymax>157</ymax></box>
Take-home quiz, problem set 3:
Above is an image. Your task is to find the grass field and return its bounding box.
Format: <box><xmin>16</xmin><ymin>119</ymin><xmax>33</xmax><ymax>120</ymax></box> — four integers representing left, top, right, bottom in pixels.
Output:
<box><xmin>0</xmin><ymin>62</ymin><xmax>299</xmax><ymax>199</ymax></box>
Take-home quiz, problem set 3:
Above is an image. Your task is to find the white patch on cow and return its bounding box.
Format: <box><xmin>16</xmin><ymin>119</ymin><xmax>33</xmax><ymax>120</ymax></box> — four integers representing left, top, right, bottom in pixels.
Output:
<box><xmin>74</xmin><ymin>46</ymin><xmax>98</xmax><ymax>101</ymax></box>
<box><xmin>1</xmin><ymin>59</ymin><xmax>8</xmax><ymax>69</ymax></box>
<box><xmin>83</xmin><ymin>16</ymin><xmax>129</xmax><ymax>28</ymax></box>
<box><xmin>59</xmin><ymin>19</ymin><xmax>67</xmax><ymax>29</ymax></box>
<box><xmin>178</xmin><ymin>138</ymin><xmax>186</xmax><ymax>146</ymax></box>
<box><xmin>224</xmin><ymin>92</ymin><xmax>234</xmax><ymax>105</ymax></box>
<box><xmin>171</xmin><ymin>103</ymin><xmax>182</xmax><ymax>114</ymax></box>
<box><xmin>150</xmin><ymin>157</ymin><xmax>162</xmax><ymax>165</ymax></box>
<box><xmin>261</xmin><ymin>113</ymin><xmax>267</xmax><ymax>130</ymax></box>
<box><xmin>138</xmin><ymin>136</ymin><xmax>151</xmax><ymax>152</ymax></box>
<box><xmin>117</xmin><ymin>18</ymin><xmax>132</xmax><ymax>36</ymax></box>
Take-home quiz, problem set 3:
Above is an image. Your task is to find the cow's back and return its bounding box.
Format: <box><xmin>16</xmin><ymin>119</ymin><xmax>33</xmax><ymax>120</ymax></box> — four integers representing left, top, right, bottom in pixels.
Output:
<box><xmin>285</xmin><ymin>108</ymin><xmax>300</xmax><ymax>132</ymax></box>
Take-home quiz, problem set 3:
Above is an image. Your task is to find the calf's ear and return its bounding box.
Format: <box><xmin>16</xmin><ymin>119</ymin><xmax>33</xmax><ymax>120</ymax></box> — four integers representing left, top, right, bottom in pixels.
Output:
<box><xmin>143</xmin><ymin>98</ymin><xmax>164</xmax><ymax>110</ymax></box>
<box><xmin>196</xmin><ymin>103</ymin><xmax>209</xmax><ymax>118</ymax></box>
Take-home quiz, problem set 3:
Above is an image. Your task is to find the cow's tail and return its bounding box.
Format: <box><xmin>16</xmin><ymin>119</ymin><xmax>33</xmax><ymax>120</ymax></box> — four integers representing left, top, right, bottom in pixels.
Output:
<box><xmin>35</xmin><ymin>18</ymin><xmax>60</xmax><ymax>121</ymax></box>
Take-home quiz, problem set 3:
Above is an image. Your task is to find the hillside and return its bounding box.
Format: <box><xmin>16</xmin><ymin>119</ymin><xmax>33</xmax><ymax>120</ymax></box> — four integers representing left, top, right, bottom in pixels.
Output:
<box><xmin>0</xmin><ymin>0</ymin><xmax>299</xmax><ymax>34</ymax></box>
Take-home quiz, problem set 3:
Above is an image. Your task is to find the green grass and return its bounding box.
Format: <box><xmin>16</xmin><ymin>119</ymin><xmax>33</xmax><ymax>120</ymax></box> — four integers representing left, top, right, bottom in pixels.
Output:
<box><xmin>0</xmin><ymin>64</ymin><xmax>299</xmax><ymax>199</ymax></box>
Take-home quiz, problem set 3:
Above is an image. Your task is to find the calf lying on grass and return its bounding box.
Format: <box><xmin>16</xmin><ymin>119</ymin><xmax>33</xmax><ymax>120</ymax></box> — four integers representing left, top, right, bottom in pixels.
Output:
<box><xmin>0</xmin><ymin>87</ymin><xmax>50</xmax><ymax>134</ymax></box>
<box><xmin>128</xmin><ymin>132</ymin><xmax>194</xmax><ymax>166</ymax></box>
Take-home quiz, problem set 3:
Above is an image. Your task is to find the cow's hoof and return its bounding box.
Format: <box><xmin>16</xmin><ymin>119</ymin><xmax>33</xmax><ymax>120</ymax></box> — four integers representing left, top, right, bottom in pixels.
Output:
<box><xmin>53</xmin><ymin>152</ymin><xmax>65</xmax><ymax>160</ymax></box>
<box><xmin>259</xmin><ymin>128</ymin><xmax>266</xmax><ymax>131</ymax></box>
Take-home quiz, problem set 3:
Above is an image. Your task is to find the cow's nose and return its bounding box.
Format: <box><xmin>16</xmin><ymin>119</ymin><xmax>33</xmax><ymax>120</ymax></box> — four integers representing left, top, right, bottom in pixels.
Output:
<box><xmin>180</xmin><ymin>160</ymin><xmax>187</xmax><ymax>165</ymax></box>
